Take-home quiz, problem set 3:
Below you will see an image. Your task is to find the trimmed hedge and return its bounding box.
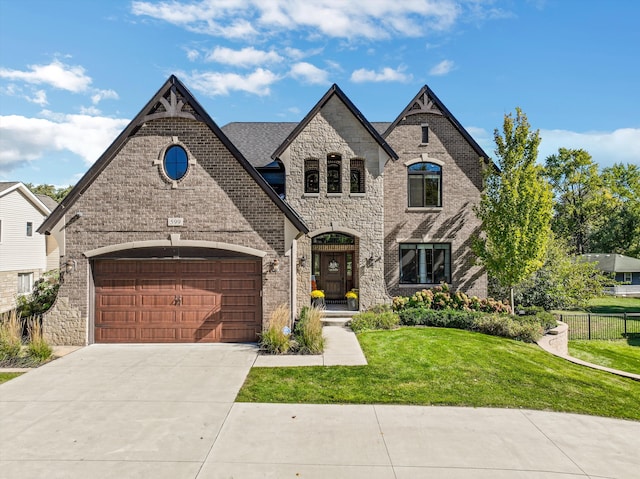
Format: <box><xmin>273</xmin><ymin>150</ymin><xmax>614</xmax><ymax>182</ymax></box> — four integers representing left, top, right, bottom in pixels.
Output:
<box><xmin>350</xmin><ymin>311</ymin><xmax>400</xmax><ymax>333</ymax></box>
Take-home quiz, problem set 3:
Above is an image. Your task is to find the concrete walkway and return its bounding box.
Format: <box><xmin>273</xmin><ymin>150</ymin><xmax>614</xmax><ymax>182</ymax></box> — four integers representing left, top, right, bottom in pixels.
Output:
<box><xmin>2</xmin><ymin>342</ymin><xmax>639</xmax><ymax>478</ymax></box>
<box><xmin>254</xmin><ymin>325</ymin><xmax>367</xmax><ymax>367</ymax></box>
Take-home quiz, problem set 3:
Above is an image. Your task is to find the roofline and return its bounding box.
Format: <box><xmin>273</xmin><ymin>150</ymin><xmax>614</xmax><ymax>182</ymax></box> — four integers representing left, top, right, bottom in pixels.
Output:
<box><xmin>39</xmin><ymin>75</ymin><xmax>308</xmax><ymax>235</ymax></box>
<box><xmin>1</xmin><ymin>182</ymin><xmax>52</xmax><ymax>216</ymax></box>
<box><xmin>271</xmin><ymin>83</ymin><xmax>398</xmax><ymax>161</ymax></box>
<box><xmin>383</xmin><ymin>85</ymin><xmax>492</xmax><ymax>165</ymax></box>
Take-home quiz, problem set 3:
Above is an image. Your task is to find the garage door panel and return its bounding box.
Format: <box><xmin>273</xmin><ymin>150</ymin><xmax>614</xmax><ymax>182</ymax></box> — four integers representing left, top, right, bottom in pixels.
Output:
<box><xmin>94</xmin><ymin>259</ymin><xmax>262</xmax><ymax>343</ymax></box>
<box><xmin>99</xmin><ymin>295</ymin><xmax>137</xmax><ymax>307</ymax></box>
<box><xmin>97</xmin><ymin>311</ymin><xmax>137</xmax><ymax>323</ymax></box>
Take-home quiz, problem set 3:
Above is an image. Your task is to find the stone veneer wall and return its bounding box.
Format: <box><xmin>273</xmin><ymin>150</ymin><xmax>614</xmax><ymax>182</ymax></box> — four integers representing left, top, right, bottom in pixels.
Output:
<box><xmin>0</xmin><ymin>269</ymin><xmax>42</xmax><ymax>313</ymax></box>
<box><xmin>384</xmin><ymin>112</ymin><xmax>487</xmax><ymax>298</ymax></box>
<box><xmin>284</xmin><ymin>95</ymin><xmax>390</xmax><ymax>313</ymax></box>
<box><xmin>43</xmin><ymin>114</ymin><xmax>291</xmax><ymax>345</ymax></box>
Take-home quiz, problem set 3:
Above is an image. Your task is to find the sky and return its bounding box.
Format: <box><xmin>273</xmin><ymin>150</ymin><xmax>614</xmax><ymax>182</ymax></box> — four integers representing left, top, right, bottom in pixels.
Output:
<box><xmin>0</xmin><ymin>0</ymin><xmax>639</xmax><ymax>187</ymax></box>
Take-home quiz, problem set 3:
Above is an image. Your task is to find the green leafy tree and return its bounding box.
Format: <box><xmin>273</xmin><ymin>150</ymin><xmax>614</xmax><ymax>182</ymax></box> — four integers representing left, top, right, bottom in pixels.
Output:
<box><xmin>25</xmin><ymin>183</ymin><xmax>72</xmax><ymax>203</ymax></box>
<box><xmin>490</xmin><ymin>235</ymin><xmax>610</xmax><ymax>310</ymax></box>
<box><xmin>590</xmin><ymin>163</ymin><xmax>640</xmax><ymax>257</ymax></box>
<box><xmin>544</xmin><ymin>148</ymin><xmax>603</xmax><ymax>254</ymax></box>
<box><xmin>473</xmin><ymin>108</ymin><xmax>553</xmax><ymax>313</ymax></box>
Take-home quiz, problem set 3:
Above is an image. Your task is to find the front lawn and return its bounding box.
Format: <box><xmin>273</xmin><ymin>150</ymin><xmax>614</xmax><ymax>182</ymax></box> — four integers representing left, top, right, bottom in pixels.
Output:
<box><xmin>587</xmin><ymin>296</ymin><xmax>640</xmax><ymax>314</ymax></box>
<box><xmin>0</xmin><ymin>372</ymin><xmax>23</xmax><ymax>384</ymax></box>
<box><xmin>237</xmin><ymin>327</ymin><xmax>640</xmax><ymax>421</ymax></box>
<box><xmin>569</xmin><ymin>338</ymin><xmax>640</xmax><ymax>375</ymax></box>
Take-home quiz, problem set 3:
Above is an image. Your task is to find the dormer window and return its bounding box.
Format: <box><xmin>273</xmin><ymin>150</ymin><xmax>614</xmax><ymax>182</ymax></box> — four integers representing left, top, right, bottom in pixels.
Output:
<box><xmin>327</xmin><ymin>154</ymin><xmax>342</xmax><ymax>193</ymax></box>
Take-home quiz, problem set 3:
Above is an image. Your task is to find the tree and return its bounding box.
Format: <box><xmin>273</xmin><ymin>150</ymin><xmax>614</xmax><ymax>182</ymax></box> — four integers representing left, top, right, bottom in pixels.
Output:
<box><xmin>25</xmin><ymin>183</ymin><xmax>72</xmax><ymax>203</ymax></box>
<box><xmin>473</xmin><ymin>108</ymin><xmax>553</xmax><ymax>313</ymax></box>
<box><xmin>590</xmin><ymin>163</ymin><xmax>640</xmax><ymax>257</ymax></box>
<box><xmin>544</xmin><ymin>148</ymin><xmax>603</xmax><ymax>254</ymax></box>
<box><xmin>490</xmin><ymin>234</ymin><xmax>610</xmax><ymax>310</ymax></box>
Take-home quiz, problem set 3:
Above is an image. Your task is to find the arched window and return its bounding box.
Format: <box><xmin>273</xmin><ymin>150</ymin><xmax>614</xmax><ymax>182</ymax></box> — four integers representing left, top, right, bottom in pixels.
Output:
<box><xmin>163</xmin><ymin>145</ymin><xmax>189</xmax><ymax>181</ymax></box>
<box><xmin>350</xmin><ymin>158</ymin><xmax>365</xmax><ymax>193</ymax></box>
<box><xmin>408</xmin><ymin>162</ymin><xmax>442</xmax><ymax>207</ymax></box>
<box><xmin>304</xmin><ymin>158</ymin><xmax>319</xmax><ymax>193</ymax></box>
<box><xmin>327</xmin><ymin>153</ymin><xmax>342</xmax><ymax>193</ymax></box>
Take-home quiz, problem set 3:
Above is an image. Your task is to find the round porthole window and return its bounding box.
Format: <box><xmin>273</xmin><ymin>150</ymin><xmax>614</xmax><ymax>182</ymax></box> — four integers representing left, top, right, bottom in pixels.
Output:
<box><xmin>163</xmin><ymin>145</ymin><xmax>189</xmax><ymax>181</ymax></box>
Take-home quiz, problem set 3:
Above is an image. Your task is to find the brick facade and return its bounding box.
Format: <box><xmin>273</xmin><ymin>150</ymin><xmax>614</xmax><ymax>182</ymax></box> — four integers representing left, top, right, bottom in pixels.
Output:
<box><xmin>384</xmin><ymin>112</ymin><xmax>487</xmax><ymax>298</ymax></box>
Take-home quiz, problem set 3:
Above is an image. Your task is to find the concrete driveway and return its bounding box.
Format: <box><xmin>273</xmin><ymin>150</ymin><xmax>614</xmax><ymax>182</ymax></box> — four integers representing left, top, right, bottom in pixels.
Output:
<box><xmin>1</xmin><ymin>344</ymin><xmax>640</xmax><ymax>478</ymax></box>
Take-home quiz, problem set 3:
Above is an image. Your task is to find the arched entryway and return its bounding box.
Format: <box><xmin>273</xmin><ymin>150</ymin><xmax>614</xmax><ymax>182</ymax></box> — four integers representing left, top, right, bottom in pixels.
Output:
<box><xmin>311</xmin><ymin>232</ymin><xmax>358</xmax><ymax>304</ymax></box>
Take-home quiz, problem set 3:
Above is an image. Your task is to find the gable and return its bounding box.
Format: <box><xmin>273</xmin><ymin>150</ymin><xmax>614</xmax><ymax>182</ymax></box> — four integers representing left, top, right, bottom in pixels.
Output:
<box><xmin>39</xmin><ymin>76</ymin><xmax>307</xmax><ymax>236</ymax></box>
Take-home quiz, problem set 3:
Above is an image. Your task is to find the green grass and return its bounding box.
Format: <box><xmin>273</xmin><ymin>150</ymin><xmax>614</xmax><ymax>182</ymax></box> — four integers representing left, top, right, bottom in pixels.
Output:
<box><xmin>569</xmin><ymin>338</ymin><xmax>640</xmax><ymax>375</ymax></box>
<box><xmin>0</xmin><ymin>372</ymin><xmax>23</xmax><ymax>384</ymax></box>
<box><xmin>237</xmin><ymin>327</ymin><xmax>640</xmax><ymax>421</ymax></box>
<box><xmin>586</xmin><ymin>296</ymin><xmax>640</xmax><ymax>314</ymax></box>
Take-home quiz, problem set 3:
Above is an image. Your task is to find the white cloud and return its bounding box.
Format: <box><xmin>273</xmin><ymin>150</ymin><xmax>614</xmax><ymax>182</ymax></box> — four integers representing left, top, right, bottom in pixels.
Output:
<box><xmin>429</xmin><ymin>59</ymin><xmax>455</xmax><ymax>76</ymax></box>
<box><xmin>181</xmin><ymin>68</ymin><xmax>280</xmax><ymax>96</ymax></box>
<box><xmin>464</xmin><ymin>126</ymin><xmax>640</xmax><ymax>169</ymax></box>
<box><xmin>289</xmin><ymin>62</ymin><xmax>329</xmax><ymax>85</ymax></box>
<box><xmin>185</xmin><ymin>48</ymin><xmax>200</xmax><ymax>61</ymax></box>
<box><xmin>538</xmin><ymin>128</ymin><xmax>640</xmax><ymax>169</ymax></box>
<box><xmin>27</xmin><ymin>90</ymin><xmax>48</xmax><ymax>106</ymax></box>
<box><xmin>350</xmin><ymin>66</ymin><xmax>411</xmax><ymax>83</ymax></box>
<box><xmin>91</xmin><ymin>89</ymin><xmax>119</xmax><ymax>104</ymax></box>
<box><xmin>0</xmin><ymin>60</ymin><xmax>92</xmax><ymax>92</ymax></box>
<box><xmin>131</xmin><ymin>0</ymin><xmax>463</xmax><ymax>40</ymax></box>
<box><xmin>0</xmin><ymin>113</ymin><xmax>130</xmax><ymax>172</ymax></box>
<box><xmin>206</xmin><ymin>46</ymin><xmax>283</xmax><ymax>67</ymax></box>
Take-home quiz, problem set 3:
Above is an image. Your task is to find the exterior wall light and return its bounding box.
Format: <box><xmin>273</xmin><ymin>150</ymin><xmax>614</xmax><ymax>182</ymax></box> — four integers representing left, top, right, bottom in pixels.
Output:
<box><xmin>270</xmin><ymin>258</ymin><xmax>280</xmax><ymax>273</ymax></box>
<box><xmin>299</xmin><ymin>256</ymin><xmax>307</xmax><ymax>268</ymax></box>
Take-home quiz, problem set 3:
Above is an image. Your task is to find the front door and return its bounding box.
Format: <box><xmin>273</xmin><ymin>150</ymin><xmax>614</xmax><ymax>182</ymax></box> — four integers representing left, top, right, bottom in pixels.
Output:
<box><xmin>321</xmin><ymin>253</ymin><xmax>346</xmax><ymax>300</ymax></box>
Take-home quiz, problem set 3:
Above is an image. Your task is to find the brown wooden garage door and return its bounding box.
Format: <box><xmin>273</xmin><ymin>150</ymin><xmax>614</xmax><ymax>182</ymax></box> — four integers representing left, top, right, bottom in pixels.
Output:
<box><xmin>94</xmin><ymin>259</ymin><xmax>262</xmax><ymax>343</ymax></box>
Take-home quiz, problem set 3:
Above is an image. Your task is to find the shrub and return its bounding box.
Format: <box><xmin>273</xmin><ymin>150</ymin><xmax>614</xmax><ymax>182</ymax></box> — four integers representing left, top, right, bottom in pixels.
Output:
<box><xmin>0</xmin><ymin>310</ymin><xmax>23</xmax><ymax>360</ymax></box>
<box><xmin>399</xmin><ymin>307</ymin><xmax>482</xmax><ymax>329</ymax></box>
<box><xmin>295</xmin><ymin>306</ymin><xmax>324</xmax><ymax>354</ymax></box>
<box><xmin>350</xmin><ymin>311</ymin><xmax>400</xmax><ymax>333</ymax></box>
<box><xmin>259</xmin><ymin>304</ymin><xmax>292</xmax><ymax>354</ymax></box>
<box><xmin>535</xmin><ymin>311</ymin><xmax>558</xmax><ymax>332</ymax></box>
<box><xmin>473</xmin><ymin>314</ymin><xmax>543</xmax><ymax>343</ymax></box>
<box><xmin>26</xmin><ymin>318</ymin><xmax>52</xmax><ymax>362</ymax></box>
<box><xmin>16</xmin><ymin>270</ymin><xmax>60</xmax><ymax>317</ymax></box>
<box><xmin>367</xmin><ymin>303</ymin><xmax>392</xmax><ymax>314</ymax></box>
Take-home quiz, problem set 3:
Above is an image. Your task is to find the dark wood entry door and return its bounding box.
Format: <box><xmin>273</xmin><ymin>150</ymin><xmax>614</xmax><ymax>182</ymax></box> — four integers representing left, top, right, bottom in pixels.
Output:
<box><xmin>321</xmin><ymin>253</ymin><xmax>346</xmax><ymax>300</ymax></box>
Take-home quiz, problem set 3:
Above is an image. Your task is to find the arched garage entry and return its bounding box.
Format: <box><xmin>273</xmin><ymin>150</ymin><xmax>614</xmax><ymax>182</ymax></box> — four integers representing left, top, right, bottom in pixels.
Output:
<box><xmin>89</xmin><ymin>245</ymin><xmax>263</xmax><ymax>343</ymax></box>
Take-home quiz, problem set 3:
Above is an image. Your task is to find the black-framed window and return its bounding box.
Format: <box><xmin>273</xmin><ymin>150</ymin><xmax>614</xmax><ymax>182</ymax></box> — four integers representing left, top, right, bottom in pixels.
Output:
<box><xmin>258</xmin><ymin>160</ymin><xmax>286</xmax><ymax>198</ymax></box>
<box><xmin>350</xmin><ymin>158</ymin><xmax>365</xmax><ymax>193</ymax></box>
<box><xmin>421</xmin><ymin>125</ymin><xmax>429</xmax><ymax>144</ymax></box>
<box><xmin>408</xmin><ymin>162</ymin><xmax>442</xmax><ymax>207</ymax></box>
<box><xmin>163</xmin><ymin>145</ymin><xmax>189</xmax><ymax>181</ymax></box>
<box><xmin>327</xmin><ymin>153</ymin><xmax>341</xmax><ymax>193</ymax></box>
<box><xmin>304</xmin><ymin>158</ymin><xmax>319</xmax><ymax>193</ymax></box>
<box><xmin>399</xmin><ymin>243</ymin><xmax>450</xmax><ymax>284</ymax></box>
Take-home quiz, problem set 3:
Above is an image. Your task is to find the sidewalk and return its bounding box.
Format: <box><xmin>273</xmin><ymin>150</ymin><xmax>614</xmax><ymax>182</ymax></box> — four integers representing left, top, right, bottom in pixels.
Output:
<box><xmin>253</xmin><ymin>325</ymin><xmax>367</xmax><ymax>367</ymax></box>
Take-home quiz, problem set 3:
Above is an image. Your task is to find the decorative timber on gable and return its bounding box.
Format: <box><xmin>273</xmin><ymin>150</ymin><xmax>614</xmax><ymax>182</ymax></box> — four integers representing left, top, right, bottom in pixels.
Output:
<box><xmin>404</xmin><ymin>90</ymin><xmax>443</xmax><ymax>117</ymax></box>
<box><xmin>141</xmin><ymin>85</ymin><xmax>201</xmax><ymax>123</ymax></box>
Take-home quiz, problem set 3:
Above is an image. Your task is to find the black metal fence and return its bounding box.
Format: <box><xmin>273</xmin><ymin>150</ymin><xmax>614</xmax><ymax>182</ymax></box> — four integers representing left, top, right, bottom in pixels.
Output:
<box><xmin>558</xmin><ymin>313</ymin><xmax>640</xmax><ymax>340</ymax></box>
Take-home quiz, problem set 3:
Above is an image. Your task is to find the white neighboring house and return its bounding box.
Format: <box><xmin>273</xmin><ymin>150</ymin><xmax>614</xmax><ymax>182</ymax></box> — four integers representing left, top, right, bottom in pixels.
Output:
<box><xmin>0</xmin><ymin>182</ymin><xmax>60</xmax><ymax>313</ymax></box>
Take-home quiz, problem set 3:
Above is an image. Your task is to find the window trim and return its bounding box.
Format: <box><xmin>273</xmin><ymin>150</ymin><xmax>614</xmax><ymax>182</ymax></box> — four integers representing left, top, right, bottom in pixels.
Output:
<box><xmin>399</xmin><ymin>242</ymin><xmax>451</xmax><ymax>285</ymax></box>
<box><xmin>26</xmin><ymin>221</ymin><xmax>33</xmax><ymax>237</ymax></box>
<box><xmin>17</xmin><ymin>272</ymin><xmax>34</xmax><ymax>295</ymax></box>
<box><xmin>327</xmin><ymin>153</ymin><xmax>342</xmax><ymax>194</ymax></box>
<box><xmin>407</xmin><ymin>161</ymin><xmax>442</xmax><ymax>208</ymax></box>
<box><xmin>421</xmin><ymin>124</ymin><xmax>429</xmax><ymax>145</ymax></box>
<box><xmin>154</xmin><ymin>138</ymin><xmax>196</xmax><ymax>188</ymax></box>
<box><xmin>623</xmin><ymin>272</ymin><xmax>633</xmax><ymax>283</ymax></box>
<box><xmin>304</xmin><ymin>158</ymin><xmax>320</xmax><ymax>194</ymax></box>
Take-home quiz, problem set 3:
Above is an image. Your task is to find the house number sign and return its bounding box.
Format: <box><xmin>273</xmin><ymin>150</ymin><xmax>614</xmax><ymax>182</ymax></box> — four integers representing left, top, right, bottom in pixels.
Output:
<box><xmin>167</xmin><ymin>217</ymin><xmax>184</xmax><ymax>226</ymax></box>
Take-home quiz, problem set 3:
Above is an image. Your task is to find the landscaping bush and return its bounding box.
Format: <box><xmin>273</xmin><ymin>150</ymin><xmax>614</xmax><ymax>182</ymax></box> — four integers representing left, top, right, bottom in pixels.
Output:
<box><xmin>294</xmin><ymin>306</ymin><xmax>324</xmax><ymax>354</ymax></box>
<box><xmin>0</xmin><ymin>311</ymin><xmax>22</xmax><ymax>361</ymax></box>
<box><xmin>26</xmin><ymin>318</ymin><xmax>52</xmax><ymax>362</ymax></box>
<box><xmin>16</xmin><ymin>270</ymin><xmax>60</xmax><ymax>317</ymax></box>
<box><xmin>259</xmin><ymin>304</ymin><xmax>293</xmax><ymax>354</ymax></box>
<box><xmin>473</xmin><ymin>314</ymin><xmax>543</xmax><ymax>343</ymax></box>
<box><xmin>350</xmin><ymin>311</ymin><xmax>399</xmax><ymax>333</ymax></box>
<box><xmin>399</xmin><ymin>307</ymin><xmax>483</xmax><ymax>329</ymax></box>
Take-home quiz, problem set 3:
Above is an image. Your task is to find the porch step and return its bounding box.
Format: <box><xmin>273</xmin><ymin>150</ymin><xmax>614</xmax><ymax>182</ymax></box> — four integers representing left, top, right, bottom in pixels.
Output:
<box><xmin>322</xmin><ymin>317</ymin><xmax>353</xmax><ymax>327</ymax></box>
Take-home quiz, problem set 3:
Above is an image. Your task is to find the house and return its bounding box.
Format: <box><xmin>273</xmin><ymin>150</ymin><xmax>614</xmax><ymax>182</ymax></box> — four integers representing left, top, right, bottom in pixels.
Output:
<box><xmin>581</xmin><ymin>253</ymin><xmax>640</xmax><ymax>297</ymax></box>
<box><xmin>0</xmin><ymin>182</ymin><xmax>59</xmax><ymax>312</ymax></box>
<box><xmin>38</xmin><ymin>76</ymin><xmax>489</xmax><ymax>345</ymax></box>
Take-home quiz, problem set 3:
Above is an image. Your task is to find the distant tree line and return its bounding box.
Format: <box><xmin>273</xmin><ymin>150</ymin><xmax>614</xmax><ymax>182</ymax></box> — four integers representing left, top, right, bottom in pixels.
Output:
<box><xmin>25</xmin><ymin>183</ymin><xmax>72</xmax><ymax>203</ymax></box>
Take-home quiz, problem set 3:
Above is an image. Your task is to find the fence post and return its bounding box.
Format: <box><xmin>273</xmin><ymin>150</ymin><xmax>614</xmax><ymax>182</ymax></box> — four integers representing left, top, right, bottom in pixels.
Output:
<box><xmin>624</xmin><ymin>312</ymin><xmax>627</xmax><ymax>337</ymax></box>
<box><xmin>588</xmin><ymin>313</ymin><xmax>591</xmax><ymax>340</ymax></box>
